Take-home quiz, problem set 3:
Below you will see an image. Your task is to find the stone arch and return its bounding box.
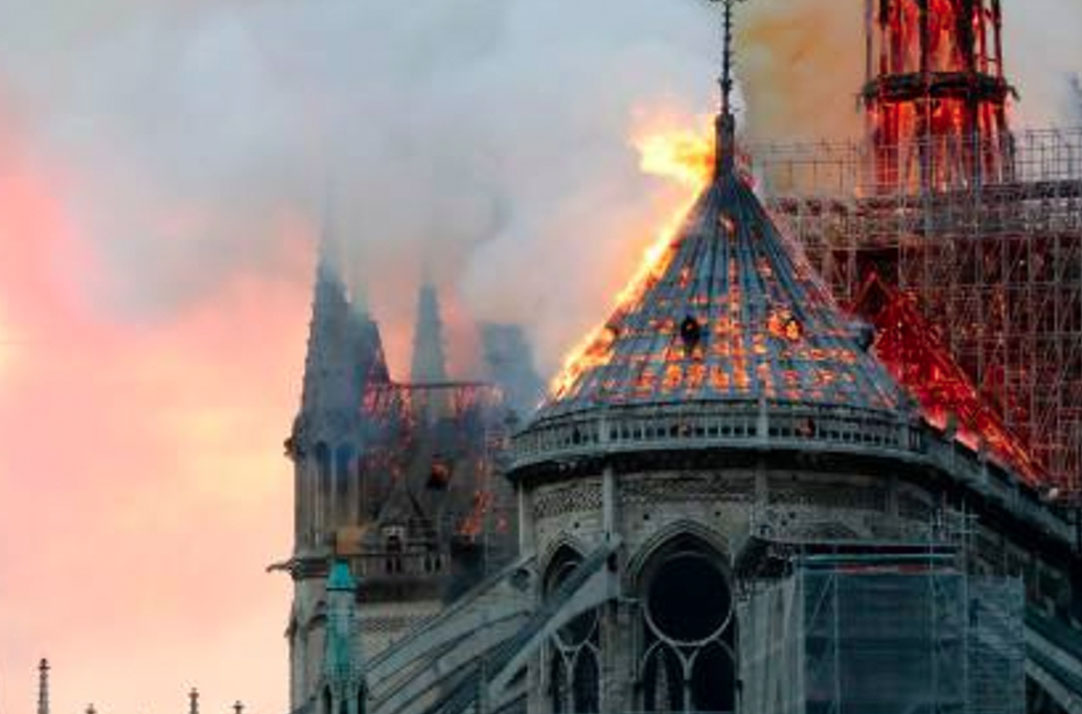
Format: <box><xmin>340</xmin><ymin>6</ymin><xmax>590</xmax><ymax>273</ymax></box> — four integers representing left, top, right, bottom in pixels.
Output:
<box><xmin>688</xmin><ymin>640</ymin><xmax>737</xmax><ymax>712</ymax></box>
<box><xmin>626</xmin><ymin>519</ymin><xmax>731</xmax><ymax>591</ymax></box>
<box><xmin>321</xmin><ymin>687</ymin><xmax>332</xmax><ymax>714</ymax></box>
<box><xmin>631</xmin><ymin>526</ymin><xmax>737</xmax><ymax>714</ymax></box>
<box><xmin>541</xmin><ymin>539</ymin><xmax>601</xmax><ymax>714</ymax></box>
<box><xmin>538</xmin><ymin>535</ymin><xmax>590</xmax><ymax>591</ymax></box>
<box><xmin>640</xmin><ymin>641</ymin><xmax>684</xmax><ymax>712</ymax></box>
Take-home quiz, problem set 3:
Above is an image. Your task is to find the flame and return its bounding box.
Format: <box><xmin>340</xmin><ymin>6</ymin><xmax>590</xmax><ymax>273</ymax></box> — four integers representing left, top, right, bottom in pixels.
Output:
<box><xmin>636</xmin><ymin>127</ymin><xmax>714</xmax><ymax>189</ymax></box>
<box><xmin>548</xmin><ymin>123</ymin><xmax>714</xmax><ymax>398</ymax></box>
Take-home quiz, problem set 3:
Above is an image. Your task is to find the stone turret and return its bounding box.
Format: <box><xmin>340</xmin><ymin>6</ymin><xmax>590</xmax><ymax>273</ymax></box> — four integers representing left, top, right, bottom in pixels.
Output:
<box><xmin>290</xmin><ymin>204</ymin><xmax>390</xmax><ymax>551</ymax></box>
<box><xmin>285</xmin><ymin>198</ymin><xmax>390</xmax><ymax>714</ymax></box>
<box><xmin>321</xmin><ymin>561</ymin><xmax>365</xmax><ymax>714</ymax></box>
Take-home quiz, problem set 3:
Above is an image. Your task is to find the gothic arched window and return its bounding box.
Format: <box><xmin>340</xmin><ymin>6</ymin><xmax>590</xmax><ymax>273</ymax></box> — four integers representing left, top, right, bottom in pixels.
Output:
<box><xmin>572</xmin><ymin>648</ymin><xmax>600</xmax><ymax>713</ymax></box>
<box><xmin>550</xmin><ymin>652</ymin><xmax>569</xmax><ymax>714</ymax></box>
<box><xmin>638</xmin><ymin>535</ymin><xmax>737</xmax><ymax>714</ymax></box>
<box><xmin>545</xmin><ymin>546</ymin><xmax>601</xmax><ymax>714</ymax></box>
<box><xmin>642</xmin><ymin>644</ymin><xmax>684</xmax><ymax>713</ymax></box>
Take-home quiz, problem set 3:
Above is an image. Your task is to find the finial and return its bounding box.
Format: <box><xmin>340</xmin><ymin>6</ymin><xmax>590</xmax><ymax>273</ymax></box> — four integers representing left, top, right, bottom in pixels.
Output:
<box><xmin>233</xmin><ymin>701</ymin><xmax>244</xmax><ymax>714</ymax></box>
<box><xmin>86</xmin><ymin>704</ymin><xmax>96</xmax><ymax>714</ymax></box>
<box><xmin>37</xmin><ymin>659</ymin><xmax>50</xmax><ymax>714</ymax></box>
<box><xmin>189</xmin><ymin>688</ymin><xmax>200</xmax><ymax>714</ymax></box>
<box><xmin>710</xmin><ymin>0</ymin><xmax>746</xmax><ymax>180</ymax></box>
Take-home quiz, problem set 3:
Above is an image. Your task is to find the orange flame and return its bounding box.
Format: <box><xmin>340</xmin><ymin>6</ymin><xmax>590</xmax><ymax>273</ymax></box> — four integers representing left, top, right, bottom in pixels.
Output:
<box><xmin>549</xmin><ymin>123</ymin><xmax>715</xmax><ymax>398</ymax></box>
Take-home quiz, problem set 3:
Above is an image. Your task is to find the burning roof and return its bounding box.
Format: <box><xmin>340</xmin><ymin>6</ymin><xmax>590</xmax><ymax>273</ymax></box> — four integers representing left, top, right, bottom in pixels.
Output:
<box><xmin>534</xmin><ymin>136</ymin><xmax>912</xmax><ymax>424</ymax></box>
<box><xmin>852</xmin><ymin>274</ymin><xmax>1045</xmax><ymax>486</ymax></box>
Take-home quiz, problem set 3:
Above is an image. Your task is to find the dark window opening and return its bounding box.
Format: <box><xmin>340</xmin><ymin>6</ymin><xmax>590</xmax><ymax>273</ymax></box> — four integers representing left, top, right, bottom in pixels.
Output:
<box><xmin>647</xmin><ymin>554</ymin><xmax>731</xmax><ymax>642</ymax></box>
<box><xmin>691</xmin><ymin>643</ymin><xmax>735</xmax><ymax>713</ymax></box>
<box><xmin>550</xmin><ymin>654</ymin><xmax>568</xmax><ymax>714</ymax></box>
<box><xmin>572</xmin><ymin>649</ymin><xmax>600</xmax><ymax>713</ymax></box>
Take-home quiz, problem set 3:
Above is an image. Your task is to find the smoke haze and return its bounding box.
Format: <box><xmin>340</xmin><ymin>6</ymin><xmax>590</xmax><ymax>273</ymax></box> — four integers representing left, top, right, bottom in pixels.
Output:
<box><xmin>1</xmin><ymin>2</ymin><xmax>1079</xmax><ymax>714</ymax></box>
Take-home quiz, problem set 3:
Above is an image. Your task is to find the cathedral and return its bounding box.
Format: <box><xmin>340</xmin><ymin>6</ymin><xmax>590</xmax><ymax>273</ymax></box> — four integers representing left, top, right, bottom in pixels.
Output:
<box><xmin>279</xmin><ymin>4</ymin><xmax>1082</xmax><ymax>714</ymax></box>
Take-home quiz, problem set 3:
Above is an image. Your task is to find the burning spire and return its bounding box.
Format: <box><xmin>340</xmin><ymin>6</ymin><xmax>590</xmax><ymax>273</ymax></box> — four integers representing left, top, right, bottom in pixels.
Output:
<box><xmin>864</xmin><ymin>0</ymin><xmax>1015</xmax><ymax>191</ymax></box>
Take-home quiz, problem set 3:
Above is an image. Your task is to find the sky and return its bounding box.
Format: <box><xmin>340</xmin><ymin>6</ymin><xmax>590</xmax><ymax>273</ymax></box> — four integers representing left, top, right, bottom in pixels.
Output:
<box><xmin>0</xmin><ymin>2</ymin><xmax>1079</xmax><ymax>714</ymax></box>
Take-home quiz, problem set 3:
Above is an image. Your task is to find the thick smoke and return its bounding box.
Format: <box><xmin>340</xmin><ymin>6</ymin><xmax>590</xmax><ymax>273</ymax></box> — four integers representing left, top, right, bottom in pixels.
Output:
<box><xmin>0</xmin><ymin>0</ymin><xmax>719</xmax><ymax>376</ymax></box>
<box><xmin>1</xmin><ymin>3</ymin><xmax>1080</xmax><ymax>714</ymax></box>
<box><xmin>1</xmin><ymin>0</ymin><xmax>1079</xmax><ymax>376</ymax></box>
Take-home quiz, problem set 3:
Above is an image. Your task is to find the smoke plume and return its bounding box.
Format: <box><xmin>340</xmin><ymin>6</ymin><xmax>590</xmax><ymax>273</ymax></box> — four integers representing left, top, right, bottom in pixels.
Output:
<box><xmin>1</xmin><ymin>2</ymin><xmax>1080</xmax><ymax>714</ymax></box>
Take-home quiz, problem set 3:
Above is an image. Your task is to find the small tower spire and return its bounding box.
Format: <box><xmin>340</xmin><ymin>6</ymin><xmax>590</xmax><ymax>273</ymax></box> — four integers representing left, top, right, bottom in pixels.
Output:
<box><xmin>188</xmin><ymin>688</ymin><xmax>199</xmax><ymax>714</ymax></box>
<box><xmin>712</xmin><ymin>0</ymin><xmax>745</xmax><ymax>180</ymax></box>
<box><xmin>323</xmin><ymin>561</ymin><xmax>365</xmax><ymax>714</ymax></box>
<box><xmin>233</xmin><ymin>701</ymin><xmax>244</xmax><ymax>714</ymax></box>
<box><xmin>409</xmin><ymin>278</ymin><xmax>449</xmax><ymax>385</ymax></box>
<box><xmin>36</xmin><ymin>659</ymin><xmax>49</xmax><ymax>714</ymax></box>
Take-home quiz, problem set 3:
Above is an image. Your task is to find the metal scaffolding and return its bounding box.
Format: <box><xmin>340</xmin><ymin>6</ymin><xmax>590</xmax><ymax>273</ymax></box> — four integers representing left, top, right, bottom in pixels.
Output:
<box><xmin>751</xmin><ymin>127</ymin><xmax>1082</xmax><ymax>492</ymax></box>
<box><xmin>739</xmin><ymin>553</ymin><xmax>1026</xmax><ymax>714</ymax></box>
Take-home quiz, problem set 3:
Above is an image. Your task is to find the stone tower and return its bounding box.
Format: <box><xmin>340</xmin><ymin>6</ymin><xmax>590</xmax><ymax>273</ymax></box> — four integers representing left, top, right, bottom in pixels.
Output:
<box><xmin>284</xmin><ymin>208</ymin><xmax>390</xmax><ymax>712</ymax></box>
<box><xmin>281</xmin><ymin>212</ymin><xmax>519</xmax><ymax>714</ymax></box>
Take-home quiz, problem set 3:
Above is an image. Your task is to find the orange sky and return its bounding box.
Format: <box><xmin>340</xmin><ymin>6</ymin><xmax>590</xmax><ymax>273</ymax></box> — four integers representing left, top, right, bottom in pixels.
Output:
<box><xmin>0</xmin><ymin>114</ymin><xmax>306</xmax><ymax>714</ymax></box>
<box><xmin>0</xmin><ymin>3</ymin><xmax>1078</xmax><ymax>714</ymax></box>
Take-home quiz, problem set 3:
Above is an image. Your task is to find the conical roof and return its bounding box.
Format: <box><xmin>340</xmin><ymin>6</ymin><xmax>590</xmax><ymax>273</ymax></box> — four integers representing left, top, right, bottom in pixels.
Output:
<box><xmin>534</xmin><ymin>145</ymin><xmax>910</xmax><ymax>424</ymax></box>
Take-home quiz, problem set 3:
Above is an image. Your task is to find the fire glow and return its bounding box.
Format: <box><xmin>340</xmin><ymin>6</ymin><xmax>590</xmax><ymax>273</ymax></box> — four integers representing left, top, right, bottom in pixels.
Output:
<box><xmin>868</xmin><ymin>0</ymin><xmax>1012</xmax><ymax>192</ymax></box>
<box><xmin>549</xmin><ymin>123</ymin><xmax>715</xmax><ymax>399</ymax></box>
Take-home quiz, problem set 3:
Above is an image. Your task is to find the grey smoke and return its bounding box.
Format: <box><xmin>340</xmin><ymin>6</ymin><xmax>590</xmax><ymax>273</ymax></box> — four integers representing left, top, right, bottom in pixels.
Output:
<box><xmin>1</xmin><ymin>0</ymin><xmax>1079</xmax><ymax>374</ymax></box>
<box><xmin>1070</xmin><ymin>75</ymin><xmax>1082</xmax><ymax>124</ymax></box>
